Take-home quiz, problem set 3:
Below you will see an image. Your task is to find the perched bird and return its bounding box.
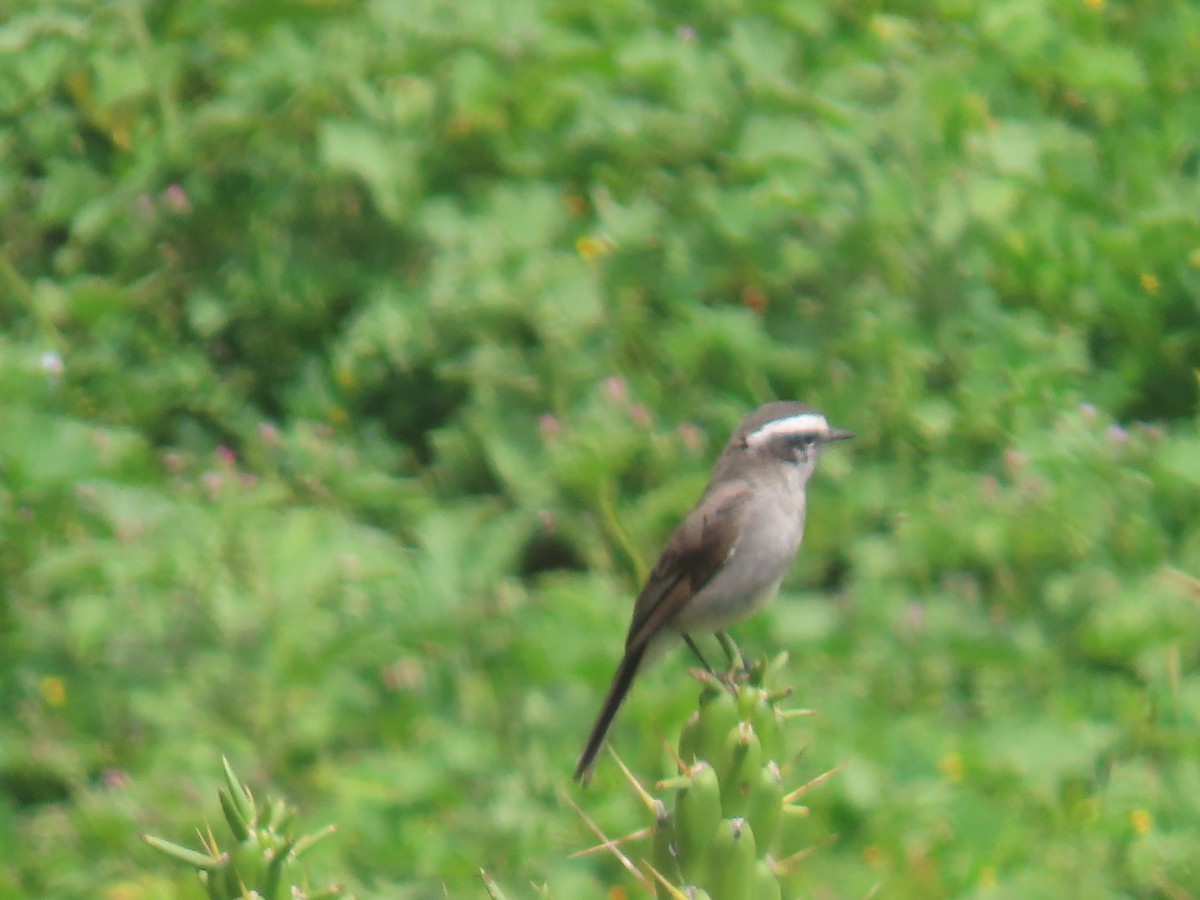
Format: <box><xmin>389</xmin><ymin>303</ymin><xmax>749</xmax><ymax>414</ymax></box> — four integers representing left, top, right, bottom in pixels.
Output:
<box><xmin>574</xmin><ymin>402</ymin><xmax>853</xmax><ymax>782</ymax></box>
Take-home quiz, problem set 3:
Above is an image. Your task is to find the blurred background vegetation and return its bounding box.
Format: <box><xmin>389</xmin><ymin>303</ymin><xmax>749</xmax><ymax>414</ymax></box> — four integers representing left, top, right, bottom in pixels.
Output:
<box><xmin>2</xmin><ymin>0</ymin><xmax>1199</xmax><ymax>897</ymax></box>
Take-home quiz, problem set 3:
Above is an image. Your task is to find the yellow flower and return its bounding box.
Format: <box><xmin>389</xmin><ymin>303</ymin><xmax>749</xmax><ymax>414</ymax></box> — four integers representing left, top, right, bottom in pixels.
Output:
<box><xmin>1140</xmin><ymin>272</ymin><xmax>1160</xmax><ymax>294</ymax></box>
<box><xmin>40</xmin><ymin>676</ymin><xmax>67</xmax><ymax>707</ymax></box>
<box><xmin>1131</xmin><ymin>809</ymin><xmax>1152</xmax><ymax>835</ymax></box>
<box><xmin>965</xmin><ymin>93</ymin><xmax>990</xmax><ymax>123</ymax></box>
<box><xmin>1188</xmin><ymin>248</ymin><xmax>1200</xmax><ymax>269</ymax></box>
<box><xmin>980</xmin><ymin>866</ymin><xmax>998</xmax><ymax>888</ymax></box>
<box><xmin>1083</xmin><ymin>0</ymin><xmax>1104</xmax><ymax>9</ymax></box>
<box><xmin>938</xmin><ymin>752</ymin><xmax>964</xmax><ymax>783</ymax></box>
<box><xmin>575</xmin><ymin>234</ymin><xmax>613</xmax><ymax>262</ymax></box>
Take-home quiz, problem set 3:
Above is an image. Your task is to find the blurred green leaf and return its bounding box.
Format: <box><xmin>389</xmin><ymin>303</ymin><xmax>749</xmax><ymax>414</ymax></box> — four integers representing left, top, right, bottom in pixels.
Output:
<box><xmin>318</xmin><ymin>120</ymin><xmax>414</xmax><ymax>221</ymax></box>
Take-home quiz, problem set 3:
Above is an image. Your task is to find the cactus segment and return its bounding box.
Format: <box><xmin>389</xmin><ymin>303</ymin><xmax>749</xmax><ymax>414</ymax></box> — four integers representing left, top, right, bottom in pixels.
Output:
<box><xmin>674</xmin><ymin>761</ymin><xmax>722</xmax><ymax>885</ymax></box>
<box><xmin>745</xmin><ymin>762</ymin><xmax>785</xmax><ymax>851</ymax></box>
<box><xmin>651</xmin><ymin>799</ymin><xmax>680</xmax><ymax>899</ymax></box>
<box><xmin>751</xmin><ymin>857</ymin><xmax>783</xmax><ymax>900</ymax></box>
<box><xmin>716</xmin><ymin>721</ymin><xmax>763</xmax><ymax>817</ymax></box>
<box><xmin>692</xmin><ymin>687</ymin><xmax>741</xmax><ymax>763</ymax></box>
<box><xmin>707</xmin><ymin>817</ymin><xmax>757</xmax><ymax>900</ymax></box>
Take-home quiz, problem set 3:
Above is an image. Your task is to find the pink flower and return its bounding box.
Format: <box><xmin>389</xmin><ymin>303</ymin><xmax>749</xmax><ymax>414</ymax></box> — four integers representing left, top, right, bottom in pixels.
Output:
<box><xmin>164</xmin><ymin>183</ymin><xmax>191</xmax><ymax>213</ymax></box>
<box><xmin>678</xmin><ymin>423</ymin><xmax>705</xmax><ymax>453</ymax></box>
<box><xmin>1001</xmin><ymin>448</ymin><xmax>1027</xmax><ymax>476</ymax></box>
<box><xmin>603</xmin><ymin>376</ymin><xmax>628</xmax><ymax>403</ymax></box>
<box><xmin>40</xmin><ymin>351</ymin><xmax>64</xmax><ymax>376</ymax></box>
<box><xmin>980</xmin><ymin>475</ymin><xmax>1000</xmax><ymax>500</ymax></box>
<box><xmin>102</xmin><ymin>768</ymin><xmax>131</xmax><ymax>789</ymax></box>
<box><xmin>538</xmin><ymin>414</ymin><xmax>562</xmax><ymax>438</ymax></box>
<box><xmin>202</xmin><ymin>471</ymin><xmax>222</xmax><ymax>495</ymax></box>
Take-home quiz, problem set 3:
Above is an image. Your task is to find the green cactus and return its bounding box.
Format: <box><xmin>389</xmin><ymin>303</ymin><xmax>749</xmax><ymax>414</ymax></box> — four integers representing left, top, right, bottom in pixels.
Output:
<box><xmin>143</xmin><ymin>757</ymin><xmax>345</xmax><ymax>900</ymax></box>
<box><xmin>625</xmin><ymin>652</ymin><xmax>833</xmax><ymax>899</ymax></box>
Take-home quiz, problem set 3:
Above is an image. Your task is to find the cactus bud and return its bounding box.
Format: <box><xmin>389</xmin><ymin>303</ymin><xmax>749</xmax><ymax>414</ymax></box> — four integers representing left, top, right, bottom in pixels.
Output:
<box><xmin>693</xmin><ymin>687</ymin><xmax>740</xmax><ymax>762</ymax></box>
<box><xmin>745</xmin><ymin>761</ymin><xmax>785</xmax><ymax>851</ymax></box>
<box><xmin>716</xmin><ymin>721</ymin><xmax>763</xmax><ymax>817</ymax></box>
<box><xmin>674</xmin><ymin>761</ymin><xmax>722</xmax><ymax>885</ymax></box>
<box><xmin>751</xmin><ymin>857</ymin><xmax>782</xmax><ymax>900</ymax></box>
<box><xmin>706</xmin><ymin>817</ymin><xmax>757</xmax><ymax>900</ymax></box>
<box><xmin>745</xmin><ymin>689</ymin><xmax>783</xmax><ymax>760</ymax></box>
<box><xmin>735</xmin><ymin>685</ymin><xmax>763</xmax><ymax>719</ymax></box>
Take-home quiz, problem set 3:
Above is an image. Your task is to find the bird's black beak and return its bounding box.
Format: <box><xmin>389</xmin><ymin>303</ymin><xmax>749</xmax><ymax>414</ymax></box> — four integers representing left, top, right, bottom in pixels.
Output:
<box><xmin>825</xmin><ymin>427</ymin><xmax>855</xmax><ymax>443</ymax></box>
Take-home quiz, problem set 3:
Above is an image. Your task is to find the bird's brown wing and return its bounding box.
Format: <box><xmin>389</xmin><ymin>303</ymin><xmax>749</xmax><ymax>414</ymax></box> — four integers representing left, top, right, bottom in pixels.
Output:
<box><xmin>623</xmin><ymin>479</ymin><xmax>752</xmax><ymax>652</ymax></box>
<box><xmin>574</xmin><ymin>480</ymin><xmax>752</xmax><ymax>782</ymax></box>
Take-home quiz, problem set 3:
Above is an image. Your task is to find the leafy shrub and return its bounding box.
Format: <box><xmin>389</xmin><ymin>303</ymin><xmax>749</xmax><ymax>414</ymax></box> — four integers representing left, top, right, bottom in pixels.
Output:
<box><xmin>1</xmin><ymin>0</ymin><xmax>1198</xmax><ymax>896</ymax></box>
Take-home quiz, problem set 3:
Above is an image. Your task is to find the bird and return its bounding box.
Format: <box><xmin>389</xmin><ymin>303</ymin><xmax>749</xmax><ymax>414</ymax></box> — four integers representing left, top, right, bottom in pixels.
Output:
<box><xmin>573</xmin><ymin>401</ymin><xmax>853</xmax><ymax>782</ymax></box>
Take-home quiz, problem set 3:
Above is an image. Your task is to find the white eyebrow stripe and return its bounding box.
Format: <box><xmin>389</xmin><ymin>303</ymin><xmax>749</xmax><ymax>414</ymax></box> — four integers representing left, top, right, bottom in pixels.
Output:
<box><xmin>746</xmin><ymin>413</ymin><xmax>829</xmax><ymax>447</ymax></box>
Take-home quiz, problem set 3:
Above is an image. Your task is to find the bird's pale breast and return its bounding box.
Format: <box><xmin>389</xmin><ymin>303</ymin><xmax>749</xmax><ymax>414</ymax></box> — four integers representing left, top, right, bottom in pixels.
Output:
<box><xmin>671</xmin><ymin>484</ymin><xmax>808</xmax><ymax>634</ymax></box>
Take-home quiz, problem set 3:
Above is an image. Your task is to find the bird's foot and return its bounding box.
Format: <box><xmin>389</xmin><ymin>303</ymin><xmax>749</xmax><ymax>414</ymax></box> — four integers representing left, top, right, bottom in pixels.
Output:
<box><xmin>684</xmin><ymin>633</ymin><xmax>751</xmax><ymax>689</ymax></box>
<box><xmin>683</xmin><ymin>634</ymin><xmax>718</xmax><ymax>676</ymax></box>
<box><xmin>716</xmin><ymin>631</ymin><xmax>752</xmax><ymax>685</ymax></box>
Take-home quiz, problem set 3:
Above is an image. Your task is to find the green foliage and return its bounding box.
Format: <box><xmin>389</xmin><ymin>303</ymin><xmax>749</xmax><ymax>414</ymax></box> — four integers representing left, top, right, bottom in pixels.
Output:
<box><xmin>1</xmin><ymin>0</ymin><xmax>1199</xmax><ymax>897</ymax></box>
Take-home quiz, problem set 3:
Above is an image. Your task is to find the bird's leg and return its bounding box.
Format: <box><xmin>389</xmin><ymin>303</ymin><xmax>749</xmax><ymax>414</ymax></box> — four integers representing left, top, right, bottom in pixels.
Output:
<box><xmin>716</xmin><ymin>631</ymin><xmax>748</xmax><ymax>680</ymax></box>
<box><xmin>682</xmin><ymin>634</ymin><xmax>718</xmax><ymax>676</ymax></box>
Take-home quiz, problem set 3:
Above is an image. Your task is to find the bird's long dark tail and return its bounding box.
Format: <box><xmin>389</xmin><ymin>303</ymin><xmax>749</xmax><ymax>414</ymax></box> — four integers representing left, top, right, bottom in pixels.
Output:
<box><xmin>574</xmin><ymin>644</ymin><xmax>647</xmax><ymax>783</ymax></box>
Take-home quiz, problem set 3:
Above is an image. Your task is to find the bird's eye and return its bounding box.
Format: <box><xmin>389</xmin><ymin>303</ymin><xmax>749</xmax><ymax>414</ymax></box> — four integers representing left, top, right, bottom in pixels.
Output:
<box><xmin>789</xmin><ymin>434</ymin><xmax>817</xmax><ymax>461</ymax></box>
